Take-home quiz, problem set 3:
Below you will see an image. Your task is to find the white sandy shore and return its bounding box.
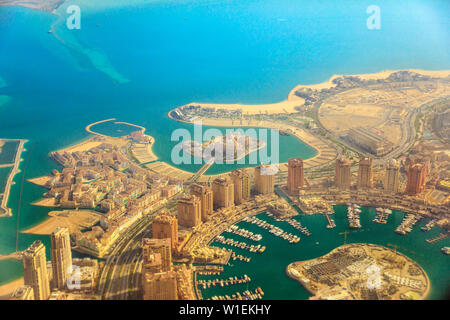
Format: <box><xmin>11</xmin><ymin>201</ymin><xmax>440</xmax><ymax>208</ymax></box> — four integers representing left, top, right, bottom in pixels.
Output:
<box><xmin>288</xmin><ymin>69</ymin><xmax>450</xmax><ymax>99</ymax></box>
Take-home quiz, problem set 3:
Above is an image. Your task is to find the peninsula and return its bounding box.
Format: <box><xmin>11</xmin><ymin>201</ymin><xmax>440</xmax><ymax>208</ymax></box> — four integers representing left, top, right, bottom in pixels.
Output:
<box><xmin>286</xmin><ymin>243</ymin><xmax>430</xmax><ymax>300</ymax></box>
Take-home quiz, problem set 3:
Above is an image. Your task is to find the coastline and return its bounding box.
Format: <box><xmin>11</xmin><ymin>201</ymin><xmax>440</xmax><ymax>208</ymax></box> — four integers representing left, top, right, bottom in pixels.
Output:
<box><xmin>287</xmin><ymin>69</ymin><xmax>450</xmax><ymax>99</ymax></box>
<box><xmin>0</xmin><ymin>139</ymin><xmax>27</xmax><ymax>218</ymax></box>
<box><xmin>286</xmin><ymin>243</ymin><xmax>431</xmax><ymax>300</ymax></box>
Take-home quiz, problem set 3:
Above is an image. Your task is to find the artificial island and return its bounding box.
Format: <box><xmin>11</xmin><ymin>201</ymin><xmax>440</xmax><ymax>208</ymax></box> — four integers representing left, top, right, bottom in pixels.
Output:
<box><xmin>286</xmin><ymin>243</ymin><xmax>430</xmax><ymax>300</ymax></box>
<box><xmin>0</xmin><ymin>70</ymin><xmax>449</xmax><ymax>301</ymax></box>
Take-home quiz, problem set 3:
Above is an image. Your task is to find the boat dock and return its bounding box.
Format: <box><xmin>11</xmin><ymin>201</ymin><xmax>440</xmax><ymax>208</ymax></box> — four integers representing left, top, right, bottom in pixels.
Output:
<box><xmin>395</xmin><ymin>214</ymin><xmax>421</xmax><ymax>235</ymax></box>
<box><xmin>421</xmin><ymin>220</ymin><xmax>436</xmax><ymax>232</ymax></box>
<box><xmin>373</xmin><ymin>207</ymin><xmax>392</xmax><ymax>224</ymax></box>
<box><xmin>214</xmin><ymin>235</ymin><xmax>266</xmax><ymax>253</ymax></box>
<box><xmin>347</xmin><ymin>204</ymin><xmax>361</xmax><ymax>229</ymax></box>
<box><xmin>231</xmin><ymin>252</ymin><xmax>251</xmax><ymax>262</ymax></box>
<box><xmin>225</xmin><ymin>225</ymin><xmax>262</xmax><ymax>241</ymax></box>
<box><xmin>285</xmin><ymin>218</ymin><xmax>311</xmax><ymax>236</ymax></box>
<box><xmin>324</xmin><ymin>212</ymin><xmax>336</xmax><ymax>229</ymax></box>
<box><xmin>210</xmin><ymin>287</ymin><xmax>264</xmax><ymax>300</ymax></box>
<box><xmin>426</xmin><ymin>233</ymin><xmax>449</xmax><ymax>244</ymax></box>
<box><xmin>196</xmin><ymin>265</ymin><xmax>224</xmax><ymax>275</ymax></box>
<box><xmin>198</xmin><ymin>274</ymin><xmax>251</xmax><ymax>289</ymax></box>
<box><xmin>243</xmin><ymin>216</ymin><xmax>300</xmax><ymax>243</ymax></box>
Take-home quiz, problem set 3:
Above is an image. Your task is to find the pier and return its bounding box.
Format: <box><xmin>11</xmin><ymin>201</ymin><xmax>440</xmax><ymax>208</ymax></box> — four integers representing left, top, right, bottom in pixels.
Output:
<box><xmin>347</xmin><ymin>204</ymin><xmax>361</xmax><ymax>229</ymax></box>
<box><xmin>373</xmin><ymin>207</ymin><xmax>392</xmax><ymax>224</ymax></box>
<box><xmin>324</xmin><ymin>212</ymin><xmax>336</xmax><ymax>229</ymax></box>
<box><xmin>210</xmin><ymin>287</ymin><xmax>264</xmax><ymax>300</ymax></box>
<box><xmin>421</xmin><ymin>220</ymin><xmax>436</xmax><ymax>232</ymax></box>
<box><xmin>395</xmin><ymin>214</ymin><xmax>421</xmax><ymax>235</ymax></box>
<box><xmin>426</xmin><ymin>233</ymin><xmax>449</xmax><ymax>244</ymax></box>
<box><xmin>196</xmin><ymin>265</ymin><xmax>223</xmax><ymax>276</ymax></box>
<box><xmin>225</xmin><ymin>225</ymin><xmax>262</xmax><ymax>241</ymax></box>
<box><xmin>244</xmin><ymin>216</ymin><xmax>300</xmax><ymax>243</ymax></box>
<box><xmin>198</xmin><ymin>274</ymin><xmax>251</xmax><ymax>289</ymax></box>
<box><xmin>231</xmin><ymin>252</ymin><xmax>251</xmax><ymax>262</ymax></box>
<box><xmin>284</xmin><ymin>218</ymin><xmax>311</xmax><ymax>236</ymax></box>
<box><xmin>214</xmin><ymin>235</ymin><xmax>266</xmax><ymax>253</ymax></box>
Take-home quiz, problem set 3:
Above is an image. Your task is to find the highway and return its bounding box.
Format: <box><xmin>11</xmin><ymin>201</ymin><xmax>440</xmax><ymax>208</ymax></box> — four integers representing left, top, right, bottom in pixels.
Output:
<box><xmin>98</xmin><ymin>209</ymin><xmax>160</xmax><ymax>300</ymax></box>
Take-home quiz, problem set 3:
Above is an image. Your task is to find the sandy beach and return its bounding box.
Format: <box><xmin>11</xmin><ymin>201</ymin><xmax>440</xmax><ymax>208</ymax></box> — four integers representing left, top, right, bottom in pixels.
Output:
<box><xmin>22</xmin><ymin>209</ymin><xmax>102</xmax><ymax>235</ymax></box>
<box><xmin>181</xmin><ymin>98</ymin><xmax>305</xmax><ymax>115</ymax></box>
<box><xmin>288</xmin><ymin>69</ymin><xmax>450</xmax><ymax>99</ymax></box>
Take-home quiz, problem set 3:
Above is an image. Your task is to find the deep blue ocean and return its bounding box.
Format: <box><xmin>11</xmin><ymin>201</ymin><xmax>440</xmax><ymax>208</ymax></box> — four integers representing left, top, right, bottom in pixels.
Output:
<box><xmin>0</xmin><ymin>0</ymin><xmax>448</xmax><ymax>297</ymax></box>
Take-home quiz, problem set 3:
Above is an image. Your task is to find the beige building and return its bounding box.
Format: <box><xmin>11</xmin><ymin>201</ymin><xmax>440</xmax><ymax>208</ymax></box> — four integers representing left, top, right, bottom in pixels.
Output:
<box><xmin>177</xmin><ymin>194</ymin><xmax>202</xmax><ymax>228</ymax></box>
<box><xmin>254</xmin><ymin>165</ymin><xmax>275</xmax><ymax>195</ymax></box>
<box><xmin>51</xmin><ymin>227</ymin><xmax>72</xmax><ymax>290</ymax></box>
<box><xmin>347</xmin><ymin>127</ymin><xmax>393</xmax><ymax>156</ymax></box>
<box><xmin>384</xmin><ymin>159</ymin><xmax>400</xmax><ymax>193</ymax></box>
<box><xmin>287</xmin><ymin>158</ymin><xmax>304</xmax><ymax>194</ymax></box>
<box><xmin>190</xmin><ymin>183</ymin><xmax>213</xmax><ymax>222</ymax></box>
<box><xmin>334</xmin><ymin>157</ymin><xmax>351</xmax><ymax>189</ymax></box>
<box><xmin>10</xmin><ymin>285</ymin><xmax>34</xmax><ymax>300</ymax></box>
<box><xmin>152</xmin><ymin>212</ymin><xmax>178</xmax><ymax>251</ymax></box>
<box><xmin>23</xmin><ymin>241</ymin><xmax>51</xmax><ymax>300</ymax></box>
<box><xmin>212</xmin><ymin>177</ymin><xmax>234</xmax><ymax>209</ymax></box>
<box><xmin>230</xmin><ymin>169</ymin><xmax>251</xmax><ymax>205</ymax></box>
<box><xmin>357</xmin><ymin>157</ymin><xmax>373</xmax><ymax>189</ymax></box>
<box><xmin>142</xmin><ymin>238</ymin><xmax>172</xmax><ymax>272</ymax></box>
<box><xmin>142</xmin><ymin>270</ymin><xmax>178</xmax><ymax>300</ymax></box>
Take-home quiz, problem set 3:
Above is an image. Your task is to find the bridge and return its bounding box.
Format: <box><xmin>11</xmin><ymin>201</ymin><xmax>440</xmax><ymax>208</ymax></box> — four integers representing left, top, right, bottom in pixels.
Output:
<box><xmin>188</xmin><ymin>158</ymin><xmax>215</xmax><ymax>183</ymax></box>
<box><xmin>0</xmin><ymin>251</ymin><xmax>23</xmax><ymax>262</ymax></box>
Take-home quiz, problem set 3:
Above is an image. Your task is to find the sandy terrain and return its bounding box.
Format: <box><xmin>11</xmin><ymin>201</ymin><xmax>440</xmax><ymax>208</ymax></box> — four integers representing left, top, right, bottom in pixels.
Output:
<box><xmin>27</xmin><ymin>176</ymin><xmax>52</xmax><ymax>188</ymax></box>
<box><xmin>131</xmin><ymin>141</ymin><xmax>158</xmax><ymax>164</ymax></box>
<box><xmin>288</xmin><ymin>69</ymin><xmax>450</xmax><ymax>99</ymax></box>
<box><xmin>0</xmin><ymin>278</ymin><xmax>23</xmax><ymax>300</ymax></box>
<box><xmin>22</xmin><ymin>209</ymin><xmax>102</xmax><ymax>235</ymax></box>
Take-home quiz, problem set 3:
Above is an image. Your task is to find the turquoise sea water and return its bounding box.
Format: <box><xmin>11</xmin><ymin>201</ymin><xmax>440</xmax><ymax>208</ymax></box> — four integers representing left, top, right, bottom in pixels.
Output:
<box><xmin>0</xmin><ymin>0</ymin><xmax>449</xmax><ymax>296</ymax></box>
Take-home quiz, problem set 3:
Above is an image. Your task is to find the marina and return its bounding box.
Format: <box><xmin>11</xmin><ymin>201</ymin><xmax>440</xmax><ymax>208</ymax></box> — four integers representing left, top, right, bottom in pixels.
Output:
<box><xmin>197</xmin><ymin>274</ymin><xmax>251</xmax><ymax>289</ymax></box>
<box><xmin>210</xmin><ymin>287</ymin><xmax>264</xmax><ymax>300</ymax></box>
<box><xmin>347</xmin><ymin>204</ymin><xmax>362</xmax><ymax>229</ymax></box>
<box><xmin>225</xmin><ymin>225</ymin><xmax>262</xmax><ymax>242</ymax></box>
<box><xmin>395</xmin><ymin>214</ymin><xmax>421</xmax><ymax>235</ymax></box>
<box><xmin>243</xmin><ymin>216</ymin><xmax>300</xmax><ymax>243</ymax></box>
<box><xmin>421</xmin><ymin>220</ymin><xmax>436</xmax><ymax>232</ymax></box>
<box><xmin>196</xmin><ymin>266</ymin><xmax>223</xmax><ymax>276</ymax></box>
<box><xmin>373</xmin><ymin>207</ymin><xmax>392</xmax><ymax>224</ymax></box>
<box><xmin>284</xmin><ymin>218</ymin><xmax>311</xmax><ymax>236</ymax></box>
<box><xmin>214</xmin><ymin>235</ymin><xmax>266</xmax><ymax>253</ymax></box>
<box><xmin>231</xmin><ymin>252</ymin><xmax>251</xmax><ymax>263</ymax></box>
<box><xmin>426</xmin><ymin>233</ymin><xmax>449</xmax><ymax>244</ymax></box>
<box><xmin>324</xmin><ymin>212</ymin><xmax>336</xmax><ymax>229</ymax></box>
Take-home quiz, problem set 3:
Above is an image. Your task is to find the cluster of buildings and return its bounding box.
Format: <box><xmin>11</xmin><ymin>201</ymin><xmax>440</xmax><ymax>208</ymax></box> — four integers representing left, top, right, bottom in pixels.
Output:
<box><xmin>44</xmin><ymin>143</ymin><xmax>182</xmax><ymax>258</ymax></box>
<box><xmin>332</xmin><ymin>155</ymin><xmax>428</xmax><ymax>196</ymax></box>
<box><xmin>141</xmin><ymin>237</ymin><xmax>195</xmax><ymax>300</ymax></box>
<box><xmin>176</xmin><ymin>165</ymin><xmax>276</xmax><ymax>230</ymax></box>
<box><xmin>11</xmin><ymin>227</ymin><xmax>98</xmax><ymax>300</ymax></box>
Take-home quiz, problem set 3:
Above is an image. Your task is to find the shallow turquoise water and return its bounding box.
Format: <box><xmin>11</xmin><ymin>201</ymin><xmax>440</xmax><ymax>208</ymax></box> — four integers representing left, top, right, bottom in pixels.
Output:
<box><xmin>0</xmin><ymin>0</ymin><xmax>448</xmax><ymax>290</ymax></box>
